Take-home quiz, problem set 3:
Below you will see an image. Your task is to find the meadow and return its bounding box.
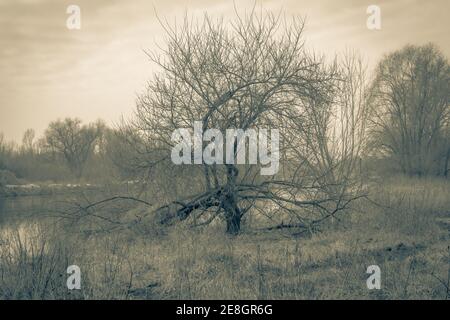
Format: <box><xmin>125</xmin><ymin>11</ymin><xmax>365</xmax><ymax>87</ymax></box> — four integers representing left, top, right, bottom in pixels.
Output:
<box><xmin>1</xmin><ymin>176</ymin><xmax>448</xmax><ymax>300</ymax></box>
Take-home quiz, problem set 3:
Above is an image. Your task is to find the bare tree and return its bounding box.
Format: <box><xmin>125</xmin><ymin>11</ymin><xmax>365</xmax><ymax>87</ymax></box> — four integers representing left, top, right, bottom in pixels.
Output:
<box><xmin>0</xmin><ymin>133</ymin><xmax>7</xmax><ymax>170</ymax></box>
<box><xmin>21</xmin><ymin>129</ymin><xmax>35</xmax><ymax>155</ymax></box>
<box><xmin>368</xmin><ymin>44</ymin><xmax>450</xmax><ymax>176</ymax></box>
<box><xmin>0</xmin><ymin>133</ymin><xmax>15</xmax><ymax>171</ymax></box>
<box><xmin>125</xmin><ymin>12</ymin><xmax>368</xmax><ymax>235</ymax></box>
<box><xmin>44</xmin><ymin>118</ymin><xmax>104</xmax><ymax>179</ymax></box>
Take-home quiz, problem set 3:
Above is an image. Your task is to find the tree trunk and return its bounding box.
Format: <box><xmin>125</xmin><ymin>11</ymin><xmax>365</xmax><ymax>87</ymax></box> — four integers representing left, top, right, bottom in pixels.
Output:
<box><xmin>222</xmin><ymin>187</ymin><xmax>242</xmax><ymax>235</ymax></box>
<box><xmin>223</xmin><ymin>163</ymin><xmax>241</xmax><ymax>235</ymax></box>
<box><xmin>225</xmin><ymin>204</ymin><xmax>241</xmax><ymax>235</ymax></box>
<box><xmin>444</xmin><ymin>148</ymin><xmax>450</xmax><ymax>177</ymax></box>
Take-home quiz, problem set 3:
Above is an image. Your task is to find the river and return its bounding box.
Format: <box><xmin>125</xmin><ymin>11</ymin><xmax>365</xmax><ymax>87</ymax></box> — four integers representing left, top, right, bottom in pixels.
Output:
<box><xmin>0</xmin><ymin>195</ymin><xmax>75</xmax><ymax>227</ymax></box>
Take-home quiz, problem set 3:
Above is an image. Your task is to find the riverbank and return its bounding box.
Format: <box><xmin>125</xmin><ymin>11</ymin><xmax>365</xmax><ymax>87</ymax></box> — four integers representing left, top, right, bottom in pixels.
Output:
<box><xmin>0</xmin><ymin>183</ymin><xmax>103</xmax><ymax>197</ymax></box>
<box><xmin>0</xmin><ymin>181</ymin><xmax>142</xmax><ymax>198</ymax></box>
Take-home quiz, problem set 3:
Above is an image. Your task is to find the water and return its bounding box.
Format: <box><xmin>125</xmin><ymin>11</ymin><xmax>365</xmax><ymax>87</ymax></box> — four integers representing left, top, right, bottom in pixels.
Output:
<box><xmin>0</xmin><ymin>195</ymin><xmax>70</xmax><ymax>227</ymax></box>
<box><xmin>0</xmin><ymin>194</ymin><xmax>82</xmax><ymax>255</ymax></box>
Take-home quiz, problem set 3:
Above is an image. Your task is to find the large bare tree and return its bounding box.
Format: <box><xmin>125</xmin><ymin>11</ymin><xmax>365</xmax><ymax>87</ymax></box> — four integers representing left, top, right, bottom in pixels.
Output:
<box><xmin>125</xmin><ymin>12</ymin><xmax>368</xmax><ymax>235</ymax></box>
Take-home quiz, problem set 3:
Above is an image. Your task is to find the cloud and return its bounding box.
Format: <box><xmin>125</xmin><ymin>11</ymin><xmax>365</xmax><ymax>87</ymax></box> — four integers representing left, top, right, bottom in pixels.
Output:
<box><xmin>0</xmin><ymin>0</ymin><xmax>449</xmax><ymax>141</ymax></box>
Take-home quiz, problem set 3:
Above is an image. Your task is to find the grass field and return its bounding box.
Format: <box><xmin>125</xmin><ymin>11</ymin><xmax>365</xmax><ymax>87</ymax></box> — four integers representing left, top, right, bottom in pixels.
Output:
<box><xmin>1</xmin><ymin>176</ymin><xmax>449</xmax><ymax>300</ymax></box>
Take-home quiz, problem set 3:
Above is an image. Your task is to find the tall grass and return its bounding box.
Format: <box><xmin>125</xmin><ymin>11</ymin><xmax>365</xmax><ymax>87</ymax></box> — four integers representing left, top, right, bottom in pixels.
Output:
<box><xmin>0</xmin><ymin>223</ymin><xmax>134</xmax><ymax>299</ymax></box>
<box><xmin>0</xmin><ymin>224</ymin><xmax>74</xmax><ymax>299</ymax></box>
<box><xmin>0</xmin><ymin>176</ymin><xmax>449</xmax><ymax>299</ymax></box>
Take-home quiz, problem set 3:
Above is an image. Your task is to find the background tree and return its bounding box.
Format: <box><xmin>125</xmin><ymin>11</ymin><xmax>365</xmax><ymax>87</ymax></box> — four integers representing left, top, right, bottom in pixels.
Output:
<box><xmin>44</xmin><ymin>118</ymin><xmax>104</xmax><ymax>179</ymax></box>
<box><xmin>0</xmin><ymin>133</ymin><xmax>7</xmax><ymax>170</ymax></box>
<box><xmin>0</xmin><ymin>133</ymin><xmax>16</xmax><ymax>172</ymax></box>
<box><xmin>21</xmin><ymin>129</ymin><xmax>35</xmax><ymax>155</ymax></box>
<box><xmin>368</xmin><ymin>44</ymin><xmax>450</xmax><ymax>176</ymax></box>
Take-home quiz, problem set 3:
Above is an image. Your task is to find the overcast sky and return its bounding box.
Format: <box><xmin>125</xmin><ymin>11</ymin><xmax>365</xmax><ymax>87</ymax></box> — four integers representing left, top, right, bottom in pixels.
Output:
<box><xmin>0</xmin><ymin>0</ymin><xmax>449</xmax><ymax>142</ymax></box>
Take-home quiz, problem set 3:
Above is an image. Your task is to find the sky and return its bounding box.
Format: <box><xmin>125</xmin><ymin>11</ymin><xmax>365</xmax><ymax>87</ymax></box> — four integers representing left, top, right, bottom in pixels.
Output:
<box><xmin>0</xmin><ymin>0</ymin><xmax>449</xmax><ymax>142</ymax></box>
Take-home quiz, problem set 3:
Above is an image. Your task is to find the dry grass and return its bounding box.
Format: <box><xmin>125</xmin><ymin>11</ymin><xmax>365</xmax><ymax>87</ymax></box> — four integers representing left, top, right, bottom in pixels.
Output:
<box><xmin>1</xmin><ymin>176</ymin><xmax>449</xmax><ymax>300</ymax></box>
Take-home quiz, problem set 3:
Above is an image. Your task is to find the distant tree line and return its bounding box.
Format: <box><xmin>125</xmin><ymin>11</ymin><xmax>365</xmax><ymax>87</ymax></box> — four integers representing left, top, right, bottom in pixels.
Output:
<box><xmin>0</xmin><ymin>47</ymin><xmax>448</xmax><ymax>187</ymax></box>
<box><xmin>0</xmin><ymin>119</ymin><xmax>134</xmax><ymax>184</ymax></box>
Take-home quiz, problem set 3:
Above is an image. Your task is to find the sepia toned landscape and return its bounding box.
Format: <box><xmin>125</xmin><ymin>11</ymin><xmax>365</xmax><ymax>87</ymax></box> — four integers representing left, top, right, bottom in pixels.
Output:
<box><xmin>0</xmin><ymin>0</ymin><xmax>449</xmax><ymax>300</ymax></box>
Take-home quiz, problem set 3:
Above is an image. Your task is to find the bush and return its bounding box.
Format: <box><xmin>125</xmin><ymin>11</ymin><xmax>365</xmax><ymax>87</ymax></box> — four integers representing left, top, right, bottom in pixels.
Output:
<box><xmin>0</xmin><ymin>169</ymin><xmax>22</xmax><ymax>186</ymax></box>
